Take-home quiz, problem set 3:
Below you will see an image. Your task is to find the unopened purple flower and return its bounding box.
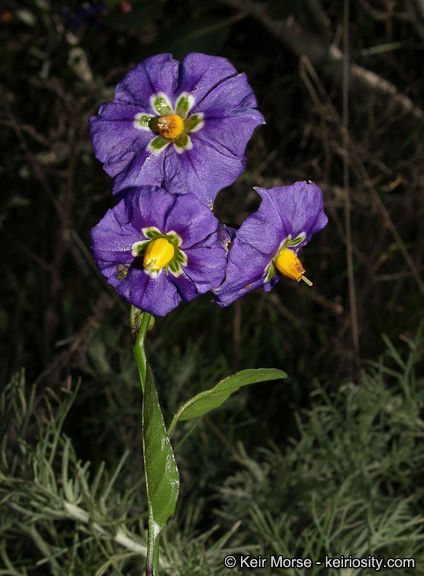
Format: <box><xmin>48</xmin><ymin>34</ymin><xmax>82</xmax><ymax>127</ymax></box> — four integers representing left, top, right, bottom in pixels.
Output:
<box><xmin>89</xmin><ymin>53</ymin><xmax>264</xmax><ymax>208</ymax></box>
<box><xmin>213</xmin><ymin>181</ymin><xmax>328</xmax><ymax>307</ymax></box>
<box><xmin>91</xmin><ymin>186</ymin><xmax>227</xmax><ymax>316</ymax></box>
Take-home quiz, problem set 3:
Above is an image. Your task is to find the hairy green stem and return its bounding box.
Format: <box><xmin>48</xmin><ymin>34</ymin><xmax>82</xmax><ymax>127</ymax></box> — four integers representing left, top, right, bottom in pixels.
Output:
<box><xmin>131</xmin><ymin>306</ymin><xmax>152</xmax><ymax>394</ymax></box>
<box><xmin>131</xmin><ymin>306</ymin><xmax>160</xmax><ymax>575</ymax></box>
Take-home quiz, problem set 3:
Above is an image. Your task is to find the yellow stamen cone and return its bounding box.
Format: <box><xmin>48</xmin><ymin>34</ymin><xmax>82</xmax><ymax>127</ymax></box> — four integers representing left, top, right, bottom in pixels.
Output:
<box><xmin>156</xmin><ymin>114</ymin><xmax>184</xmax><ymax>139</ymax></box>
<box><xmin>143</xmin><ymin>238</ymin><xmax>175</xmax><ymax>272</ymax></box>
<box><xmin>275</xmin><ymin>248</ymin><xmax>313</xmax><ymax>286</ymax></box>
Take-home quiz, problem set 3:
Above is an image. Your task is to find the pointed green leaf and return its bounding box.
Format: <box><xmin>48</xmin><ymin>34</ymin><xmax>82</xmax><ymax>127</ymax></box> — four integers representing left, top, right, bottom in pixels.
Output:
<box><xmin>168</xmin><ymin>368</ymin><xmax>287</xmax><ymax>434</ymax></box>
<box><xmin>143</xmin><ymin>366</ymin><xmax>179</xmax><ymax>573</ymax></box>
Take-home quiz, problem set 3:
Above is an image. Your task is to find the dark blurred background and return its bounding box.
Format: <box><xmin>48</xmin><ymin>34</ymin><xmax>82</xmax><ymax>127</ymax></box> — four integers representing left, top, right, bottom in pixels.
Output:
<box><xmin>1</xmin><ymin>0</ymin><xmax>423</xmax><ymax>500</ymax></box>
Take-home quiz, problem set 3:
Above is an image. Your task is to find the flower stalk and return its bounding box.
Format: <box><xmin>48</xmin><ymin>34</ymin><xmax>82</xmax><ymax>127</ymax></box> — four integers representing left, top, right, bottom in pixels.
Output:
<box><xmin>131</xmin><ymin>305</ymin><xmax>179</xmax><ymax>576</ymax></box>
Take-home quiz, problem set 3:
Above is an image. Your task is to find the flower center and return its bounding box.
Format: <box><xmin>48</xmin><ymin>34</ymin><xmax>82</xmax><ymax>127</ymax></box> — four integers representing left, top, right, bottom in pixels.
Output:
<box><xmin>275</xmin><ymin>248</ymin><xmax>312</xmax><ymax>286</ymax></box>
<box><xmin>143</xmin><ymin>238</ymin><xmax>175</xmax><ymax>272</ymax></box>
<box><xmin>156</xmin><ymin>114</ymin><xmax>184</xmax><ymax>139</ymax></box>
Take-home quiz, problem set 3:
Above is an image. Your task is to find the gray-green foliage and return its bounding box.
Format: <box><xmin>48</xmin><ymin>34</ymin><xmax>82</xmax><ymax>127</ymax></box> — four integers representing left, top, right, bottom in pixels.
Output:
<box><xmin>217</xmin><ymin>326</ymin><xmax>424</xmax><ymax>575</ymax></box>
<box><xmin>0</xmin><ymin>374</ymin><xmax>149</xmax><ymax>576</ymax></box>
<box><xmin>1</xmin><ymin>325</ymin><xmax>423</xmax><ymax>575</ymax></box>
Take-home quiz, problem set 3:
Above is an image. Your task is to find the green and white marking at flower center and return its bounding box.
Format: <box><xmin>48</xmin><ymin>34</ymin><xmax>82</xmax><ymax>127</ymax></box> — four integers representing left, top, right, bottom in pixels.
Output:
<box><xmin>131</xmin><ymin>227</ymin><xmax>187</xmax><ymax>278</ymax></box>
<box><xmin>133</xmin><ymin>92</ymin><xmax>204</xmax><ymax>155</ymax></box>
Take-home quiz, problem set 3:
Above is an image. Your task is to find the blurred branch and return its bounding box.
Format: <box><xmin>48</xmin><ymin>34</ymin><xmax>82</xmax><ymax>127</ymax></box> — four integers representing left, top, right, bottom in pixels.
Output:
<box><xmin>299</xmin><ymin>56</ymin><xmax>424</xmax><ymax>299</ymax></box>
<box><xmin>406</xmin><ymin>0</ymin><xmax>424</xmax><ymax>39</ymax></box>
<box><xmin>358</xmin><ymin>0</ymin><xmax>396</xmax><ymax>21</ymax></box>
<box><xmin>342</xmin><ymin>0</ymin><xmax>360</xmax><ymax>372</ymax></box>
<box><xmin>220</xmin><ymin>0</ymin><xmax>424</xmax><ymax>120</ymax></box>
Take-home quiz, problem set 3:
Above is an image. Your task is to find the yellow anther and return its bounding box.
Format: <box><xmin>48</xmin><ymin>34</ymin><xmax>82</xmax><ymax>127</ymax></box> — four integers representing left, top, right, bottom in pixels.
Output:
<box><xmin>143</xmin><ymin>238</ymin><xmax>175</xmax><ymax>272</ymax></box>
<box><xmin>156</xmin><ymin>114</ymin><xmax>184</xmax><ymax>139</ymax></box>
<box><xmin>275</xmin><ymin>248</ymin><xmax>313</xmax><ymax>286</ymax></box>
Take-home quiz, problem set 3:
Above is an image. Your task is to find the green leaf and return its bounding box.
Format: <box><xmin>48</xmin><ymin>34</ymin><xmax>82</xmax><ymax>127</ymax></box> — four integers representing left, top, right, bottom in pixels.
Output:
<box><xmin>143</xmin><ymin>366</ymin><xmax>179</xmax><ymax>574</ymax></box>
<box><xmin>168</xmin><ymin>368</ymin><xmax>287</xmax><ymax>434</ymax></box>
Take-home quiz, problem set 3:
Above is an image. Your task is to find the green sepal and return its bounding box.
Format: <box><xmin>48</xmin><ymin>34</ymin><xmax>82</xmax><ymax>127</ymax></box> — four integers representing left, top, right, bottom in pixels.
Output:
<box><xmin>168</xmin><ymin>368</ymin><xmax>287</xmax><ymax>435</ymax></box>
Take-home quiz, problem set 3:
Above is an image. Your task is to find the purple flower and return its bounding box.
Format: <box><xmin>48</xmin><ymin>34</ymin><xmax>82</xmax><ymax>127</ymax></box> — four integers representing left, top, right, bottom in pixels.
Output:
<box><xmin>213</xmin><ymin>181</ymin><xmax>328</xmax><ymax>307</ymax></box>
<box><xmin>91</xmin><ymin>186</ymin><xmax>227</xmax><ymax>316</ymax></box>
<box><xmin>89</xmin><ymin>53</ymin><xmax>264</xmax><ymax>208</ymax></box>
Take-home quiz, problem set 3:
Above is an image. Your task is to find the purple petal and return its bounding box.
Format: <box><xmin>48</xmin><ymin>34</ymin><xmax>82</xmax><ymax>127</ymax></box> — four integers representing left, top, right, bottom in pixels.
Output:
<box><xmin>90</xmin><ymin>198</ymin><xmax>141</xmax><ymax>264</ymax></box>
<box><xmin>111</xmin><ymin>148</ymin><xmax>167</xmax><ymax>194</ymax></box>
<box><xmin>164</xmin><ymin>137</ymin><xmax>245</xmax><ymax>208</ymax></box>
<box><xmin>126</xmin><ymin>267</ymin><xmax>182</xmax><ymax>317</ymax></box>
<box><xmin>255</xmin><ymin>181</ymin><xmax>328</xmax><ymax>250</ymax></box>
<box><xmin>89</xmin><ymin>103</ymin><xmax>154</xmax><ymax>177</ymax></box>
<box><xmin>193</xmin><ymin>73</ymin><xmax>262</xmax><ymax>116</ymax></box>
<box><xmin>126</xmin><ymin>185</ymin><xmax>175</xmax><ymax>233</ymax></box>
<box><xmin>183</xmin><ymin>245</ymin><xmax>227</xmax><ymax>293</ymax></box>
<box><xmin>170</xmin><ymin>271</ymin><xmax>198</xmax><ymax>303</ymax></box>
<box><xmin>213</xmin><ymin>240</ymin><xmax>273</xmax><ymax>307</ymax></box>
<box><xmin>218</xmin><ymin>224</ymin><xmax>237</xmax><ymax>254</ymax></box>
<box><xmin>178</xmin><ymin>53</ymin><xmax>240</xmax><ymax>105</ymax></box>
<box><xmin>162</xmin><ymin>193</ymin><xmax>220</xmax><ymax>248</ymax></box>
<box><xmin>199</xmin><ymin>111</ymin><xmax>264</xmax><ymax>158</ymax></box>
<box><xmin>114</xmin><ymin>54</ymin><xmax>179</xmax><ymax>108</ymax></box>
<box><xmin>233</xmin><ymin>195</ymin><xmax>283</xmax><ymax>257</ymax></box>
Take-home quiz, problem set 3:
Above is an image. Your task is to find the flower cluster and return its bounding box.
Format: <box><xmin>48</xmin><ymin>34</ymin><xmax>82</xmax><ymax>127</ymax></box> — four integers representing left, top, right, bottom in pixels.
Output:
<box><xmin>90</xmin><ymin>53</ymin><xmax>328</xmax><ymax>317</ymax></box>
